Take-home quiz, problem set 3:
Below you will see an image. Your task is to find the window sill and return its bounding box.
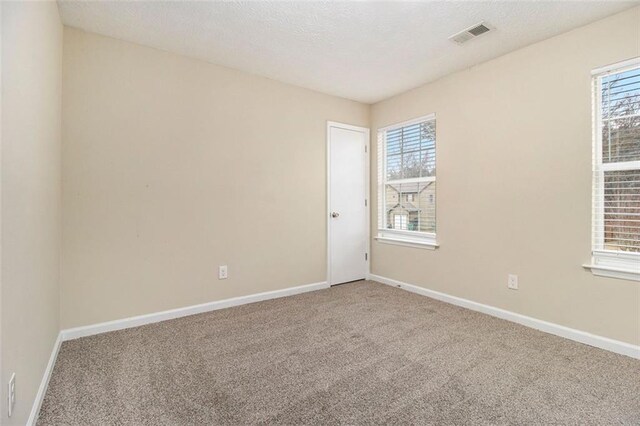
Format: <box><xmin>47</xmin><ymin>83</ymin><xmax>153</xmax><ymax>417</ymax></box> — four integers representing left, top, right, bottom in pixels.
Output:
<box><xmin>375</xmin><ymin>236</ymin><xmax>439</xmax><ymax>250</ymax></box>
<box><xmin>582</xmin><ymin>264</ymin><xmax>640</xmax><ymax>282</ymax></box>
<box><xmin>583</xmin><ymin>250</ymin><xmax>640</xmax><ymax>282</ymax></box>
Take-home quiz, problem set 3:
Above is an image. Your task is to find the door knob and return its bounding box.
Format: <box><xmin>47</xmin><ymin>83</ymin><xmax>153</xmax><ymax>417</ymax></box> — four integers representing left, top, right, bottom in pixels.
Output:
<box><xmin>331</xmin><ymin>212</ymin><xmax>340</xmax><ymax>218</ymax></box>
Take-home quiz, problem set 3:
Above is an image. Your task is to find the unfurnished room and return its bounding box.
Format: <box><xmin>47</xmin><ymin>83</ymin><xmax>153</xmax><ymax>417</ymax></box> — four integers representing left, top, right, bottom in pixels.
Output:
<box><xmin>1</xmin><ymin>0</ymin><xmax>640</xmax><ymax>424</ymax></box>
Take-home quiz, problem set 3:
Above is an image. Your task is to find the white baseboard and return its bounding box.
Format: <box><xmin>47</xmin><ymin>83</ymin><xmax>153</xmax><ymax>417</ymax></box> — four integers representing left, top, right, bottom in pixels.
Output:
<box><xmin>60</xmin><ymin>281</ymin><xmax>329</xmax><ymax>341</ymax></box>
<box><xmin>31</xmin><ymin>275</ymin><xmax>636</xmax><ymax>424</ymax></box>
<box><xmin>27</xmin><ymin>332</ymin><xmax>62</xmax><ymax>426</ymax></box>
<box><xmin>368</xmin><ymin>274</ymin><xmax>640</xmax><ymax>360</ymax></box>
<box><xmin>29</xmin><ymin>280</ymin><xmax>328</xmax><ymax>423</ymax></box>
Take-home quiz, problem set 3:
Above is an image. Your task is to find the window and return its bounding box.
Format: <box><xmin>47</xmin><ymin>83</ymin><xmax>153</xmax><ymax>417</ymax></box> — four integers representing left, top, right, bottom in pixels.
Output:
<box><xmin>394</xmin><ymin>214</ymin><xmax>408</xmax><ymax>230</ymax></box>
<box><xmin>377</xmin><ymin>115</ymin><xmax>438</xmax><ymax>248</ymax></box>
<box><xmin>588</xmin><ymin>58</ymin><xmax>640</xmax><ymax>281</ymax></box>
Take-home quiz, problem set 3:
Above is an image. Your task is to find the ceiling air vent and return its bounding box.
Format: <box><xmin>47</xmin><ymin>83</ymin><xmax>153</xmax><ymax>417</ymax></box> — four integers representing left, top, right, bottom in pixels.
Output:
<box><xmin>449</xmin><ymin>22</ymin><xmax>493</xmax><ymax>45</ymax></box>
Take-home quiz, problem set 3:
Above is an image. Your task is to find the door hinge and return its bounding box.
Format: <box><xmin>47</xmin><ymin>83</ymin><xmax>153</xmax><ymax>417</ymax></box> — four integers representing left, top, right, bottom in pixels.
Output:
<box><xmin>365</xmin><ymin>199</ymin><xmax>367</xmax><ymax>207</ymax></box>
<box><xmin>365</xmin><ymin>253</ymin><xmax>368</xmax><ymax>261</ymax></box>
<box><xmin>365</xmin><ymin>145</ymin><xmax>368</xmax><ymax>153</ymax></box>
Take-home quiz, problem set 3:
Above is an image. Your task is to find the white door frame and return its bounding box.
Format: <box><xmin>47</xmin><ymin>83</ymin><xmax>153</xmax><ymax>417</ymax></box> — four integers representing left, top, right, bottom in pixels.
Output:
<box><xmin>326</xmin><ymin>121</ymin><xmax>370</xmax><ymax>286</ymax></box>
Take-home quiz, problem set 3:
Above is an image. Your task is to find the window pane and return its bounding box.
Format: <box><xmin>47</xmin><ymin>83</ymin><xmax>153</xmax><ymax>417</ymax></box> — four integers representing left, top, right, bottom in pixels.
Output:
<box><xmin>401</xmin><ymin>149</ymin><xmax>424</xmax><ymax>179</ymax></box>
<box><xmin>386</xmin><ymin>154</ymin><xmax>401</xmax><ymax>180</ymax></box>
<box><xmin>601</xmin><ymin>67</ymin><xmax>640</xmax><ymax>163</ymax></box>
<box><xmin>602</xmin><ymin>116</ymin><xmax>640</xmax><ymax>163</ymax></box>
<box><xmin>385</xmin><ymin>120</ymin><xmax>436</xmax><ymax>180</ymax></box>
<box><xmin>603</xmin><ymin>170</ymin><xmax>640</xmax><ymax>252</ymax></box>
<box><xmin>602</xmin><ymin>68</ymin><xmax>640</xmax><ymax>119</ymax></box>
<box><xmin>385</xmin><ymin>182</ymin><xmax>436</xmax><ymax>233</ymax></box>
<box><xmin>386</xmin><ymin>129</ymin><xmax>402</xmax><ymax>156</ymax></box>
<box><xmin>420</xmin><ymin>121</ymin><xmax>436</xmax><ymax>178</ymax></box>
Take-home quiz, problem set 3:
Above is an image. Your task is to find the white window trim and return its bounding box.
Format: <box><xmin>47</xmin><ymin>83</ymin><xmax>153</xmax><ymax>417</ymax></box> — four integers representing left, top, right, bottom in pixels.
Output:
<box><xmin>583</xmin><ymin>250</ymin><xmax>640</xmax><ymax>281</ymax></box>
<box><xmin>377</xmin><ymin>114</ymin><xmax>439</xmax><ymax>249</ymax></box>
<box><xmin>375</xmin><ymin>232</ymin><xmax>439</xmax><ymax>250</ymax></box>
<box><xmin>584</xmin><ymin>57</ymin><xmax>640</xmax><ymax>281</ymax></box>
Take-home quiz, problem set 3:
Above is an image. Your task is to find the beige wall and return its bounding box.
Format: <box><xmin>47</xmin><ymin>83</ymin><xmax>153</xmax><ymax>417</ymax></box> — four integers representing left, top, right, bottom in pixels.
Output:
<box><xmin>1</xmin><ymin>1</ymin><xmax>62</xmax><ymax>424</ymax></box>
<box><xmin>61</xmin><ymin>28</ymin><xmax>369</xmax><ymax>329</ymax></box>
<box><xmin>62</xmin><ymin>9</ymin><xmax>640</xmax><ymax>344</ymax></box>
<box><xmin>371</xmin><ymin>7</ymin><xmax>640</xmax><ymax>346</ymax></box>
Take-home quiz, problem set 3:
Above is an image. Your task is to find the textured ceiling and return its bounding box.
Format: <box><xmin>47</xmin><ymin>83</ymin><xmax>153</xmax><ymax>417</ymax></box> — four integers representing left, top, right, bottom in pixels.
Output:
<box><xmin>58</xmin><ymin>1</ymin><xmax>639</xmax><ymax>104</ymax></box>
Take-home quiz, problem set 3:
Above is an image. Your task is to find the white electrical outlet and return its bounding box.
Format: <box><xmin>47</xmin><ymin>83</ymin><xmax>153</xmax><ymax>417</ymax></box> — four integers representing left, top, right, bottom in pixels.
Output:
<box><xmin>8</xmin><ymin>373</ymin><xmax>15</xmax><ymax>418</ymax></box>
<box><xmin>508</xmin><ymin>274</ymin><xmax>519</xmax><ymax>290</ymax></box>
<box><xmin>219</xmin><ymin>265</ymin><xmax>228</xmax><ymax>280</ymax></box>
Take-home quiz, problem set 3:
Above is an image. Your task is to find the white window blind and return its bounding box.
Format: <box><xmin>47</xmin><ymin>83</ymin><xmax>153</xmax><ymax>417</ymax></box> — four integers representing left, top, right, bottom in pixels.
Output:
<box><xmin>377</xmin><ymin>115</ymin><xmax>437</xmax><ymax>248</ymax></box>
<box><xmin>590</xmin><ymin>58</ymin><xmax>640</xmax><ymax>280</ymax></box>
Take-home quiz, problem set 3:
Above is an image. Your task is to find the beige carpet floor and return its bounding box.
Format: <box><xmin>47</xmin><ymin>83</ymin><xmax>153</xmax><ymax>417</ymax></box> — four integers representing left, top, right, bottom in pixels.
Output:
<box><xmin>38</xmin><ymin>280</ymin><xmax>640</xmax><ymax>425</ymax></box>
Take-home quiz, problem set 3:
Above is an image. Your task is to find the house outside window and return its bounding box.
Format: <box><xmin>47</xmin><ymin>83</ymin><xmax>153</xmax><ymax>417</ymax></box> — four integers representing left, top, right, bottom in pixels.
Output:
<box><xmin>377</xmin><ymin>115</ymin><xmax>438</xmax><ymax>249</ymax></box>
<box><xmin>587</xmin><ymin>58</ymin><xmax>640</xmax><ymax>281</ymax></box>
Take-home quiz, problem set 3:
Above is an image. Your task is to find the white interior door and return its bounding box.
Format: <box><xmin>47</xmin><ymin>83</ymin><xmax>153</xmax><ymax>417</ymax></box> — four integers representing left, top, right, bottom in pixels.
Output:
<box><xmin>328</xmin><ymin>122</ymin><xmax>369</xmax><ymax>285</ymax></box>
